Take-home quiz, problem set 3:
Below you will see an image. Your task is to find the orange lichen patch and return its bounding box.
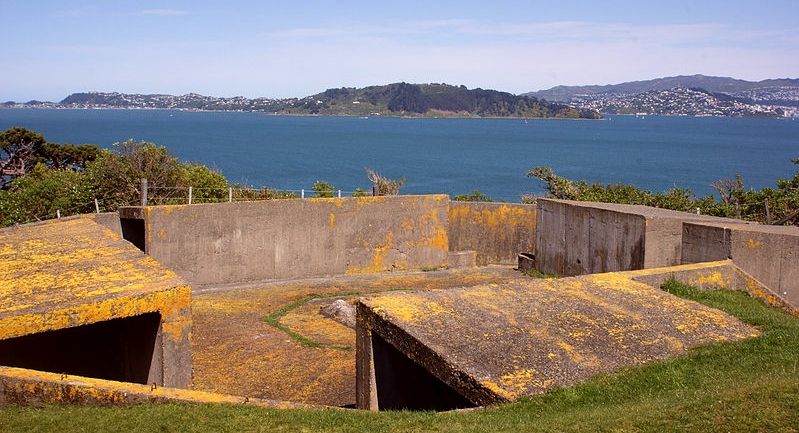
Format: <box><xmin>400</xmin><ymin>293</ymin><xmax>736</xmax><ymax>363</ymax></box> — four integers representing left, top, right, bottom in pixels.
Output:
<box><xmin>0</xmin><ymin>366</ymin><xmax>315</xmax><ymax>409</ymax></box>
<box><xmin>328</xmin><ymin>212</ymin><xmax>336</xmax><ymax>229</ymax></box>
<box><xmin>359</xmin><ymin>265</ymin><xmax>758</xmax><ymax>404</ymax></box>
<box><xmin>0</xmin><ymin>218</ymin><xmax>190</xmax><ymax>340</ymax></box>
<box><xmin>346</xmin><ymin>232</ymin><xmax>394</xmax><ymax>274</ymax></box>
<box><xmin>748</xmin><ymin>238</ymin><xmax>762</xmax><ymax>250</ymax></box>
<box><xmin>449</xmin><ymin>204</ymin><xmax>533</xmax><ymax>235</ymax></box>
<box><xmin>191</xmin><ymin>266</ymin><xmax>523</xmax><ymax>406</ymax></box>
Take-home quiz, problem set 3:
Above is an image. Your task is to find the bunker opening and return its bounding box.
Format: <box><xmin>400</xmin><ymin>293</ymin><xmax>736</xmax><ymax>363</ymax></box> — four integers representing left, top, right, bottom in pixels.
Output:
<box><xmin>0</xmin><ymin>312</ymin><xmax>161</xmax><ymax>384</ymax></box>
<box><xmin>371</xmin><ymin>333</ymin><xmax>475</xmax><ymax>411</ymax></box>
<box><xmin>120</xmin><ymin>217</ymin><xmax>146</xmax><ymax>252</ymax></box>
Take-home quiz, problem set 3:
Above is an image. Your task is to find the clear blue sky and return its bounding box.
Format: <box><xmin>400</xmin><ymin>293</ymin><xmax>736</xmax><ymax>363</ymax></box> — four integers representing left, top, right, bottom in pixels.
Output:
<box><xmin>2</xmin><ymin>0</ymin><xmax>797</xmax><ymax>101</ymax></box>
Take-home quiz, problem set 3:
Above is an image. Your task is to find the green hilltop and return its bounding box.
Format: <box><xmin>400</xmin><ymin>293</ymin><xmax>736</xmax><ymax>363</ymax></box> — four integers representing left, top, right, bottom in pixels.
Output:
<box><xmin>286</xmin><ymin>82</ymin><xmax>601</xmax><ymax>119</ymax></box>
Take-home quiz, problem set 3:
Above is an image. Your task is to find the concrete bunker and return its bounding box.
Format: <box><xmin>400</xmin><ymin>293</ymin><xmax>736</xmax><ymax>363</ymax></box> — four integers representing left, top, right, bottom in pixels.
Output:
<box><xmin>355</xmin><ymin>261</ymin><xmax>765</xmax><ymax>410</ymax></box>
<box><xmin>0</xmin><ymin>217</ymin><xmax>192</xmax><ymax>390</ymax></box>
<box><xmin>1</xmin><ymin>196</ymin><xmax>797</xmax><ymax>411</ymax></box>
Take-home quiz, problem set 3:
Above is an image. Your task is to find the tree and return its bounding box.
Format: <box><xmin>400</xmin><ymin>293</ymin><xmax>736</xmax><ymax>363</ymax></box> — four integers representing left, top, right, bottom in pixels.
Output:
<box><xmin>0</xmin><ymin>127</ymin><xmax>45</xmax><ymax>189</ymax></box>
<box><xmin>39</xmin><ymin>142</ymin><xmax>101</xmax><ymax>170</ymax></box>
<box><xmin>87</xmin><ymin>139</ymin><xmax>183</xmax><ymax>209</ymax></box>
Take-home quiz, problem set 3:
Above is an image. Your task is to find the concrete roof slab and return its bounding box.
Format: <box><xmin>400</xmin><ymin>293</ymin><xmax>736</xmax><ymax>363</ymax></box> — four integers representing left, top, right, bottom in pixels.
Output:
<box><xmin>0</xmin><ymin>217</ymin><xmax>188</xmax><ymax>340</ymax></box>
<box><xmin>357</xmin><ymin>265</ymin><xmax>759</xmax><ymax>405</ymax></box>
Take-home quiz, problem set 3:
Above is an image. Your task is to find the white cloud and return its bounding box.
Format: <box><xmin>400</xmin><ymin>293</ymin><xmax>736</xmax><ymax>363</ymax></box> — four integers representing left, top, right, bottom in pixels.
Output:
<box><xmin>140</xmin><ymin>9</ymin><xmax>191</xmax><ymax>17</ymax></box>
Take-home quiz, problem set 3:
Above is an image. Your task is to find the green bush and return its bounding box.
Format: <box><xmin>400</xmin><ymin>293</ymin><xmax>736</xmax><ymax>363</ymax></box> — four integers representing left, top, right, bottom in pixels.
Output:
<box><xmin>312</xmin><ymin>180</ymin><xmax>336</xmax><ymax>198</ymax></box>
<box><xmin>528</xmin><ymin>161</ymin><xmax>799</xmax><ymax>225</ymax></box>
<box><xmin>453</xmin><ymin>190</ymin><xmax>493</xmax><ymax>202</ymax></box>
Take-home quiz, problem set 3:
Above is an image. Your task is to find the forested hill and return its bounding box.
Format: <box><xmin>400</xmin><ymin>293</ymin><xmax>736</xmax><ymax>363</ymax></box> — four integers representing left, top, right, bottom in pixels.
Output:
<box><xmin>301</xmin><ymin>83</ymin><xmax>600</xmax><ymax>118</ymax></box>
<box><xmin>7</xmin><ymin>83</ymin><xmax>600</xmax><ymax>119</ymax></box>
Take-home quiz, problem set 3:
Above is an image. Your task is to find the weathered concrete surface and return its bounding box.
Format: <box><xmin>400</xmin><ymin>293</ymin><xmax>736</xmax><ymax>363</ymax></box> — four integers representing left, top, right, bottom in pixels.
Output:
<box><xmin>191</xmin><ymin>266</ymin><xmax>526</xmax><ymax>407</ymax></box>
<box><xmin>120</xmin><ymin>195</ymin><xmax>450</xmax><ymax>287</ymax></box>
<box><xmin>0</xmin><ymin>366</ymin><xmax>315</xmax><ymax>409</ymax></box>
<box><xmin>447</xmin><ymin>250</ymin><xmax>476</xmax><ymax>268</ymax></box>
<box><xmin>448</xmin><ymin>202</ymin><xmax>537</xmax><ymax>266</ymax></box>
<box><xmin>356</xmin><ymin>262</ymin><xmax>759</xmax><ymax>409</ymax></box>
<box><xmin>682</xmin><ymin>222</ymin><xmax>799</xmax><ymax>311</ymax></box>
<box><xmin>0</xmin><ymin>217</ymin><xmax>192</xmax><ymax>388</ymax></box>
<box><xmin>536</xmin><ymin>199</ymin><xmax>745</xmax><ymax>276</ymax></box>
<box><xmin>92</xmin><ymin>212</ymin><xmax>122</xmax><ymax>236</ymax></box>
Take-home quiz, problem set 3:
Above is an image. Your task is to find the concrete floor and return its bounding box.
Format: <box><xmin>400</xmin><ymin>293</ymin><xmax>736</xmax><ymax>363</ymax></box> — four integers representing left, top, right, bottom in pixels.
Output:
<box><xmin>190</xmin><ymin>266</ymin><xmax>525</xmax><ymax>407</ymax></box>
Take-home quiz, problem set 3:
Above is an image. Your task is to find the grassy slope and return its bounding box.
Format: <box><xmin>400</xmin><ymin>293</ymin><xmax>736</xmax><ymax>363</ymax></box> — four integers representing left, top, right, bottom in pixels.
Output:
<box><xmin>2</xmin><ymin>282</ymin><xmax>798</xmax><ymax>433</ymax></box>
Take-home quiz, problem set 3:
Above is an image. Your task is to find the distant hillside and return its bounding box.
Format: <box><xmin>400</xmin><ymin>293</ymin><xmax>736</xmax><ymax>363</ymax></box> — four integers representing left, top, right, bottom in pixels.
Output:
<box><xmin>295</xmin><ymin>83</ymin><xmax>600</xmax><ymax>118</ymax></box>
<box><xmin>577</xmin><ymin>87</ymin><xmax>784</xmax><ymax>118</ymax></box>
<box><xmin>48</xmin><ymin>83</ymin><xmax>600</xmax><ymax>119</ymax></box>
<box><xmin>525</xmin><ymin>74</ymin><xmax>799</xmax><ymax>108</ymax></box>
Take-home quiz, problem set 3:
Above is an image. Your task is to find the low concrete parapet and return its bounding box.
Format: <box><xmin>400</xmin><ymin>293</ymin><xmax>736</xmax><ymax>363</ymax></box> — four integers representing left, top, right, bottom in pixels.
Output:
<box><xmin>535</xmin><ymin>199</ymin><xmax>745</xmax><ymax>276</ymax></box>
<box><xmin>682</xmin><ymin>222</ymin><xmax>799</xmax><ymax>311</ymax></box>
<box><xmin>447</xmin><ymin>251</ymin><xmax>476</xmax><ymax>269</ymax></box>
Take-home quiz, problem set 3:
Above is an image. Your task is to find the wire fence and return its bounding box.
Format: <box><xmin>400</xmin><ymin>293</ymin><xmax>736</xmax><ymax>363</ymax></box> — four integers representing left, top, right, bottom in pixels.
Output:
<box><xmin>9</xmin><ymin>179</ymin><xmax>795</xmax><ymax>227</ymax></box>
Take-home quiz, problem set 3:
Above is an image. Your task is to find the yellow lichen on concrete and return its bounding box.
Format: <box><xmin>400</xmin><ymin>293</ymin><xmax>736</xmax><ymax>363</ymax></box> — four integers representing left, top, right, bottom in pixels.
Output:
<box><xmin>360</xmin><ymin>262</ymin><xmax>760</xmax><ymax>403</ymax></box>
<box><xmin>0</xmin><ymin>218</ymin><xmax>190</xmax><ymax>340</ymax></box>
<box><xmin>346</xmin><ymin>232</ymin><xmax>395</xmax><ymax>274</ymax></box>
<box><xmin>0</xmin><ymin>366</ymin><xmax>313</xmax><ymax>409</ymax></box>
<box><xmin>369</xmin><ymin>293</ymin><xmax>446</xmax><ymax>323</ymax></box>
<box><xmin>693</xmin><ymin>271</ymin><xmax>731</xmax><ymax>289</ymax></box>
<box><xmin>191</xmin><ymin>266</ymin><xmax>523</xmax><ymax>407</ymax></box>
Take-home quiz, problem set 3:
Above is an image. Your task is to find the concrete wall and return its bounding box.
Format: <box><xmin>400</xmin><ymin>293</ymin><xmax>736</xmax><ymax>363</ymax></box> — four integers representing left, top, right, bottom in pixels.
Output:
<box><xmin>447</xmin><ymin>202</ymin><xmax>537</xmax><ymax>266</ymax></box>
<box><xmin>536</xmin><ymin>199</ymin><xmax>645</xmax><ymax>276</ymax></box>
<box><xmin>120</xmin><ymin>195</ymin><xmax>450</xmax><ymax>287</ymax></box>
<box><xmin>682</xmin><ymin>222</ymin><xmax>799</xmax><ymax>310</ymax></box>
<box><xmin>535</xmin><ymin>199</ymin><xmax>743</xmax><ymax>277</ymax></box>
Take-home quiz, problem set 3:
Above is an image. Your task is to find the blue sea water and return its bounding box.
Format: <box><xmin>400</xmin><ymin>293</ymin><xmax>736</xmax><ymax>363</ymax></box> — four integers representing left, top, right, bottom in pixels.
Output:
<box><xmin>1</xmin><ymin>109</ymin><xmax>797</xmax><ymax>201</ymax></box>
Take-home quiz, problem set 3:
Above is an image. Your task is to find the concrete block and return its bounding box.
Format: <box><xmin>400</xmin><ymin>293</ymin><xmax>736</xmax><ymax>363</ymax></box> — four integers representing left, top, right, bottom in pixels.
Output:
<box><xmin>447</xmin><ymin>251</ymin><xmax>476</xmax><ymax>269</ymax></box>
<box><xmin>729</xmin><ymin>228</ymin><xmax>783</xmax><ymax>292</ymax></box>
<box><xmin>535</xmin><ymin>200</ymin><xmax>568</xmax><ymax>275</ymax></box>
<box><xmin>517</xmin><ymin>253</ymin><xmax>535</xmax><ymax>272</ymax></box>
<box><xmin>681</xmin><ymin>222</ymin><xmax>731</xmax><ymax>263</ymax></box>
<box><xmin>779</xmin><ymin>234</ymin><xmax>799</xmax><ymax>308</ymax></box>
<box><xmin>679</xmin><ymin>221</ymin><xmax>799</xmax><ymax>312</ymax></box>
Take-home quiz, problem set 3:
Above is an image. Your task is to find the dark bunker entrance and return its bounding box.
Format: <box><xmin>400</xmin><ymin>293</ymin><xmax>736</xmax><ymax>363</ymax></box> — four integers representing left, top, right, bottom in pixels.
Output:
<box><xmin>0</xmin><ymin>312</ymin><xmax>161</xmax><ymax>384</ymax></box>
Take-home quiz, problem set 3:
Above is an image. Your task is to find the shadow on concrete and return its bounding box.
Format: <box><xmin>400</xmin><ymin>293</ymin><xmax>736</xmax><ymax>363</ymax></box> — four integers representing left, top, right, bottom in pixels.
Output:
<box><xmin>0</xmin><ymin>312</ymin><xmax>160</xmax><ymax>384</ymax></box>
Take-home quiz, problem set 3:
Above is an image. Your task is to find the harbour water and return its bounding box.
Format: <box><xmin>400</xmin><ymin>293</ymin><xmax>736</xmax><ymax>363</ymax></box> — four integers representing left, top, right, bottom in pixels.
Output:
<box><xmin>1</xmin><ymin>109</ymin><xmax>797</xmax><ymax>201</ymax></box>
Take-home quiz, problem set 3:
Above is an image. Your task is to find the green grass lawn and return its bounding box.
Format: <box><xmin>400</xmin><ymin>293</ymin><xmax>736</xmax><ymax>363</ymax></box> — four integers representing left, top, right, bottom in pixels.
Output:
<box><xmin>2</xmin><ymin>281</ymin><xmax>798</xmax><ymax>433</ymax></box>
